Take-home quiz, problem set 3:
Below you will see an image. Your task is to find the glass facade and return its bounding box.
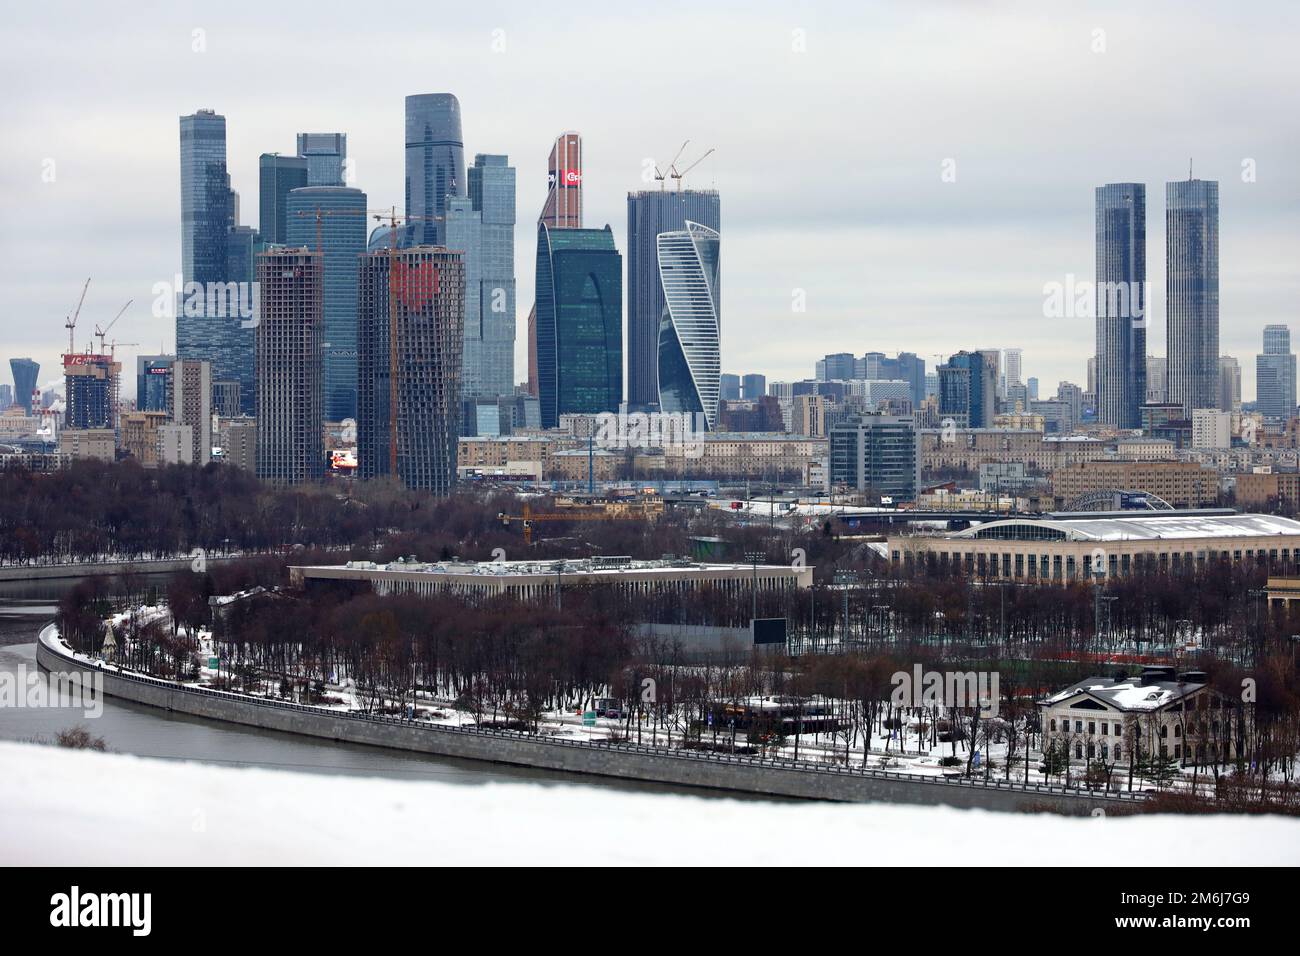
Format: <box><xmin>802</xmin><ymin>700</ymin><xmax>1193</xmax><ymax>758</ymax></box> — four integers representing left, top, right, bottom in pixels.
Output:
<box><xmin>535</xmin><ymin>224</ymin><xmax>622</xmax><ymax>428</ymax></box>
<box><xmin>446</xmin><ymin>154</ymin><xmax>516</xmax><ymax>399</ymax></box>
<box><xmin>136</xmin><ymin>356</ymin><xmax>174</xmax><ymax>413</ymax></box>
<box><xmin>828</xmin><ymin>415</ymin><xmax>917</xmax><ymax>500</ymax></box>
<box><xmin>1095</xmin><ymin>183</ymin><xmax>1146</xmax><ymax>428</ymax></box>
<box><xmin>1166</xmin><ymin>179</ymin><xmax>1219</xmax><ymax>415</ymax></box>
<box><xmin>405</xmin><ymin>94</ymin><xmax>464</xmax><ymax>247</ymax></box>
<box><xmin>258</xmin><ymin>154</ymin><xmax>308</xmax><ymax>244</ymax></box>
<box><xmin>1256</xmin><ymin>324</ymin><xmax>1296</xmax><ymax>422</ymax></box>
<box><xmin>9</xmin><ymin>358</ymin><xmax>38</xmax><ymax>415</ymax></box>
<box><xmin>286</xmin><ymin>186</ymin><xmax>368</xmax><ymax>421</ymax></box>
<box><xmin>296</xmin><ymin>132</ymin><xmax>347</xmax><ymax>187</ymax></box>
<box><xmin>656</xmin><ymin>221</ymin><xmax>721</xmax><ymax>429</ymax></box>
<box><xmin>626</xmin><ymin>189</ymin><xmax>720</xmax><ymax>409</ymax></box>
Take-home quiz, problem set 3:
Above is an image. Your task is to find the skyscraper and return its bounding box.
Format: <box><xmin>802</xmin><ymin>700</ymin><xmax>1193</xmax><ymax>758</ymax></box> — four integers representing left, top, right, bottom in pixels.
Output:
<box><xmin>938</xmin><ymin>351</ymin><xmax>997</xmax><ymax>427</ymax></box>
<box><xmin>720</xmin><ymin>374</ymin><xmax>741</xmax><ymax>401</ymax></box>
<box><xmin>255</xmin><ymin>247</ymin><xmax>323</xmax><ymax>485</ymax></box>
<box><xmin>286</xmin><ymin>185</ymin><xmax>368</xmax><ymax>420</ymax></box>
<box><xmin>296</xmin><ymin>132</ymin><xmax>347</xmax><ymax>186</ymax></box>
<box><xmin>446</xmin><ymin>154</ymin><xmax>516</xmax><ymax>400</ymax></box>
<box><xmin>178</xmin><ymin>109</ymin><xmax>254</xmax><ymax>415</ymax></box>
<box><xmin>357</xmin><ymin>247</ymin><xmax>464</xmax><ymax>493</ymax></box>
<box><xmin>1095</xmin><ymin>183</ymin><xmax>1147</xmax><ymax>428</ymax></box>
<box><xmin>258</xmin><ymin>153</ymin><xmax>308</xmax><ymax>244</ymax></box>
<box><xmin>656</xmin><ymin>221</ymin><xmax>721</xmax><ymax>429</ymax></box>
<box><xmin>9</xmin><ymin>358</ymin><xmax>38</xmax><ymax>415</ymax></box>
<box><xmin>741</xmin><ymin>374</ymin><xmax>767</xmax><ymax>401</ymax></box>
<box><xmin>1166</xmin><ymin>178</ymin><xmax>1219</xmax><ymax>415</ymax></box>
<box><xmin>1146</xmin><ymin>355</ymin><xmax>1167</xmax><ymax>404</ymax></box>
<box><xmin>1002</xmin><ymin>348</ymin><xmax>1023</xmax><ymax>388</ymax></box>
<box><xmin>405</xmin><ymin>94</ymin><xmax>464</xmax><ymax>247</ymax></box>
<box><xmin>535</xmin><ymin>223</ymin><xmax>622</xmax><ymax>429</ymax></box>
<box><xmin>527</xmin><ymin>132</ymin><xmax>584</xmax><ymax>398</ymax></box>
<box><xmin>1256</xmin><ymin>326</ymin><xmax>1295</xmax><ymax>422</ymax></box>
<box><xmin>626</xmin><ymin>189</ymin><xmax>720</xmax><ymax>409</ymax></box>
<box><xmin>63</xmin><ymin>354</ymin><xmax>118</xmax><ymax>431</ymax></box>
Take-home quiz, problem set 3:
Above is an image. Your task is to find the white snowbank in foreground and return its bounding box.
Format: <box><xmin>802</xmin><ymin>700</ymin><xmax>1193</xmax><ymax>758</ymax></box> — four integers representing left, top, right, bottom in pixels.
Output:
<box><xmin>2</xmin><ymin>742</ymin><xmax>1297</xmax><ymax>866</ymax></box>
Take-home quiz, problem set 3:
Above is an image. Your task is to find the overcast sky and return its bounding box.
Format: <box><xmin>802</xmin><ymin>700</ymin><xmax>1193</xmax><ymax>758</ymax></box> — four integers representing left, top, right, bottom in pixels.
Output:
<box><xmin>2</xmin><ymin>0</ymin><xmax>1297</xmax><ymax>402</ymax></box>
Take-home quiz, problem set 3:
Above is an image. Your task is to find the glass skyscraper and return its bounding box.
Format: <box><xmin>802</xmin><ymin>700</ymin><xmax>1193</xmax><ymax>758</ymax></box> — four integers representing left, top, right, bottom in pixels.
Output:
<box><xmin>656</xmin><ymin>221</ymin><xmax>721</xmax><ymax>429</ymax></box>
<box><xmin>136</xmin><ymin>355</ymin><xmax>174</xmax><ymax>413</ymax></box>
<box><xmin>1256</xmin><ymin>325</ymin><xmax>1295</xmax><ymax>422</ymax></box>
<box><xmin>259</xmin><ymin>153</ymin><xmax>308</xmax><ymax>244</ymax></box>
<box><xmin>1166</xmin><ymin>178</ymin><xmax>1219</xmax><ymax>415</ymax></box>
<box><xmin>405</xmin><ymin>94</ymin><xmax>464</xmax><ymax>247</ymax></box>
<box><xmin>535</xmin><ymin>224</ymin><xmax>622</xmax><ymax>428</ymax></box>
<box><xmin>286</xmin><ymin>185</ymin><xmax>368</xmax><ymax>421</ymax></box>
<box><xmin>178</xmin><ymin>109</ymin><xmax>254</xmax><ymax>414</ymax></box>
<box><xmin>296</xmin><ymin>132</ymin><xmax>347</xmax><ymax>186</ymax></box>
<box><xmin>9</xmin><ymin>358</ymin><xmax>38</xmax><ymax>415</ymax></box>
<box><xmin>446</xmin><ymin>154</ymin><xmax>516</xmax><ymax>400</ymax></box>
<box><xmin>1095</xmin><ymin>183</ymin><xmax>1146</xmax><ymax>428</ymax></box>
<box><xmin>526</xmin><ymin>131</ymin><xmax>584</xmax><ymax>397</ymax></box>
<box><xmin>626</xmin><ymin>189</ymin><xmax>720</xmax><ymax>409</ymax></box>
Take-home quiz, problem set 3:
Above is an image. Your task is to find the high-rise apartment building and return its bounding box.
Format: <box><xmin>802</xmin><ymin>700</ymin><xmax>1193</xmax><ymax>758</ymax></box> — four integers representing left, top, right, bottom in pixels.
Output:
<box><xmin>357</xmin><ymin>247</ymin><xmax>465</xmax><ymax>493</ymax></box>
<box><xmin>1095</xmin><ymin>183</ymin><xmax>1147</xmax><ymax>428</ymax></box>
<box><xmin>172</xmin><ymin>359</ymin><xmax>212</xmax><ymax>466</ymax></box>
<box><xmin>626</xmin><ymin>189</ymin><xmax>720</xmax><ymax>409</ymax></box>
<box><xmin>1166</xmin><ymin>178</ymin><xmax>1219</xmax><ymax>415</ymax></box>
<box><xmin>63</xmin><ymin>354</ymin><xmax>118</xmax><ymax>431</ymax></box>
<box><xmin>255</xmin><ymin>247</ymin><xmax>323</xmax><ymax>484</ymax></box>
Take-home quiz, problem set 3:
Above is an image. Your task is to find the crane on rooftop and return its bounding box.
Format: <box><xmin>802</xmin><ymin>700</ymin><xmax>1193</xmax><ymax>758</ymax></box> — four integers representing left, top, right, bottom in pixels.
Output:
<box><xmin>64</xmin><ymin>278</ymin><xmax>90</xmax><ymax>355</ymax></box>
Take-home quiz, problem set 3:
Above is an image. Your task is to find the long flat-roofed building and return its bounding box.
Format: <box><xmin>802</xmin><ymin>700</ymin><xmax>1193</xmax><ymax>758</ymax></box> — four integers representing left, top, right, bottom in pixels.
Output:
<box><xmin>887</xmin><ymin>511</ymin><xmax>1300</xmax><ymax>581</ymax></box>
<box><xmin>291</xmin><ymin>554</ymin><xmax>812</xmax><ymax>600</ymax></box>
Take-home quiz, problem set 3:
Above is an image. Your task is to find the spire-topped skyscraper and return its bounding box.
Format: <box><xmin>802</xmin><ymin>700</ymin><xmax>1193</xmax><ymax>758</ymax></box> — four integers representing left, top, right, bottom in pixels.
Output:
<box><xmin>527</xmin><ymin>132</ymin><xmax>583</xmax><ymax>396</ymax></box>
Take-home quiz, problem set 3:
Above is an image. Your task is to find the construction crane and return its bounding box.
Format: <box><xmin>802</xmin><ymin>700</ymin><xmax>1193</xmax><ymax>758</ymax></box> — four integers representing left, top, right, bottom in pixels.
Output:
<box><xmin>671</xmin><ymin>146</ymin><xmax>715</xmax><ymax>191</ymax></box>
<box><xmin>371</xmin><ymin>206</ymin><xmax>442</xmax><ymax>478</ymax></box>
<box><xmin>496</xmin><ymin>503</ymin><xmax>644</xmax><ymax>546</ymax></box>
<box><xmin>653</xmin><ymin>141</ymin><xmax>690</xmax><ymax>191</ymax></box>
<box><xmin>94</xmin><ymin>300</ymin><xmax>132</xmax><ymax>355</ymax></box>
<box><xmin>64</xmin><ymin>278</ymin><xmax>90</xmax><ymax>355</ymax></box>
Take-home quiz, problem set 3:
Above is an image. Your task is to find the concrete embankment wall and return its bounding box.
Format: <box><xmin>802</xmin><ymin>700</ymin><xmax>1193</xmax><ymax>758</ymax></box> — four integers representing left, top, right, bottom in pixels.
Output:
<box><xmin>0</xmin><ymin>557</ymin><xmax>238</xmax><ymax>583</ymax></box>
<box><xmin>36</xmin><ymin>625</ymin><xmax>1139</xmax><ymax>813</ymax></box>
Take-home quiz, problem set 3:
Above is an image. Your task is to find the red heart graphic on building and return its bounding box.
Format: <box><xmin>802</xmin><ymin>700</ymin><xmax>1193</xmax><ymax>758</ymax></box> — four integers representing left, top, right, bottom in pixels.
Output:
<box><xmin>391</xmin><ymin>260</ymin><xmax>440</xmax><ymax>310</ymax></box>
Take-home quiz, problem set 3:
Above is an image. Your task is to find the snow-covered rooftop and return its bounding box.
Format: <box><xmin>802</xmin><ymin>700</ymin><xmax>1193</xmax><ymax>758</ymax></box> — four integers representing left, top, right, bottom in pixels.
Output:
<box><xmin>951</xmin><ymin>513</ymin><xmax>1300</xmax><ymax>542</ymax></box>
<box><xmin>1042</xmin><ymin>676</ymin><xmax>1205</xmax><ymax>712</ymax></box>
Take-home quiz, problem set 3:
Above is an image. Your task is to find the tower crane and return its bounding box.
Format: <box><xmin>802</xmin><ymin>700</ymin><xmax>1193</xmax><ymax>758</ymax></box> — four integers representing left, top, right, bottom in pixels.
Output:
<box><xmin>653</xmin><ymin>141</ymin><xmax>690</xmax><ymax>191</ymax></box>
<box><xmin>496</xmin><ymin>503</ymin><xmax>644</xmax><ymax>546</ymax></box>
<box><xmin>670</xmin><ymin>146</ymin><xmax>715</xmax><ymax>191</ymax></box>
<box><xmin>95</xmin><ymin>300</ymin><xmax>132</xmax><ymax>355</ymax></box>
<box><xmin>64</xmin><ymin>278</ymin><xmax>90</xmax><ymax>355</ymax></box>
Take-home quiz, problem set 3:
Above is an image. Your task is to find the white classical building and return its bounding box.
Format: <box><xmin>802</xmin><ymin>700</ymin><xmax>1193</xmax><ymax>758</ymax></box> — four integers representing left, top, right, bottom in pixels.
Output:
<box><xmin>1039</xmin><ymin>666</ymin><xmax>1235</xmax><ymax>766</ymax></box>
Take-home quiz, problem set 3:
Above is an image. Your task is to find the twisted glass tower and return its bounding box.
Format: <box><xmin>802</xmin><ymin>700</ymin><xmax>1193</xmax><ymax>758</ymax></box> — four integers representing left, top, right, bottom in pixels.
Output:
<box><xmin>656</xmin><ymin>221</ymin><xmax>721</xmax><ymax>430</ymax></box>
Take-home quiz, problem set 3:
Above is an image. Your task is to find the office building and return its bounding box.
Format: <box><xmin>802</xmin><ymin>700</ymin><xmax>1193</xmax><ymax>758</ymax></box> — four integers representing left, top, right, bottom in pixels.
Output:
<box><xmin>405</xmin><ymin>94</ymin><xmax>464</xmax><ymax>247</ymax></box>
<box><xmin>258</xmin><ymin>153</ymin><xmax>308</xmax><ymax>244</ymax></box>
<box><xmin>742</xmin><ymin>373</ymin><xmax>766</xmax><ymax>401</ymax></box>
<box><xmin>1256</xmin><ymin>325</ymin><xmax>1295</xmax><ymax>422</ymax></box>
<box><xmin>1218</xmin><ymin>356</ymin><xmax>1242</xmax><ymax>413</ymax></box>
<box><xmin>135</xmin><ymin>356</ymin><xmax>174</xmax><ymax>413</ymax></box>
<box><xmin>656</xmin><ymin>221</ymin><xmax>721</xmax><ymax>429</ymax></box>
<box><xmin>446</xmin><ymin>153</ymin><xmax>516</xmax><ymax>399</ymax></box>
<box><xmin>296</xmin><ymin>132</ymin><xmax>347</xmax><ymax>187</ymax></box>
<box><xmin>719</xmin><ymin>373</ymin><xmax>741</xmax><ymax>401</ymax></box>
<box><xmin>286</xmin><ymin>185</ymin><xmax>368</xmax><ymax>420</ymax></box>
<box><xmin>526</xmin><ymin>131</ymin><xmax>584</xmax><ymax>398</ymax></box>
<box><xmin>829</xmin><ymin>414</ymin><xmax>917</xmax><ymax>501</ymax></box>
<box><xmin>534</xmin><ymin>224</ymin><xmax>622</xmax><ymax>429</ymax></box>
<box><xmin>9</xmin><ymin>358</ymin><xmax>38</xmax><ymax>415</ymax></box>
<box><xmin>626</xmin><ymin>188</ymin><xmax>720</xmax><ymax>408</ymax></box>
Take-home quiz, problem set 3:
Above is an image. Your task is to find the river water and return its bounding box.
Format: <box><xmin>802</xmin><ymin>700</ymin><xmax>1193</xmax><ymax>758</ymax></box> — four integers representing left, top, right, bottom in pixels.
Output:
<box><xmin>0</xmin><ymin>574</ymin><xmax>731</xmax><ymax>796</ymax></box>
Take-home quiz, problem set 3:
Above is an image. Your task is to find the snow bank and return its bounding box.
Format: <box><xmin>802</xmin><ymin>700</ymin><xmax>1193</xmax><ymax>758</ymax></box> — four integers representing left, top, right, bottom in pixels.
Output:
<box><xmin>1</xmin><ymin>742</ymin><xmax>1297</xmax><ymax>866</ymax></box>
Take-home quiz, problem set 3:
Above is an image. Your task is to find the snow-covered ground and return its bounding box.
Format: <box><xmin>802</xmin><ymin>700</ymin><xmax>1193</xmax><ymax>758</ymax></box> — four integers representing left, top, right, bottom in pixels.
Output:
<box><xmin>2</xmin><ymin>741</ymin><xmax>1297</xmax><ymax>865</ymax></box>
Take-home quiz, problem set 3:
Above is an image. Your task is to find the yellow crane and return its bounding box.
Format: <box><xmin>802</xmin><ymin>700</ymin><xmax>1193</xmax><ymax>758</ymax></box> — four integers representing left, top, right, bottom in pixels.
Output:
<box><xmin>497</xmin><ymin>503</ymin><xmax>643</xmax><ymax>546</ymax></box>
